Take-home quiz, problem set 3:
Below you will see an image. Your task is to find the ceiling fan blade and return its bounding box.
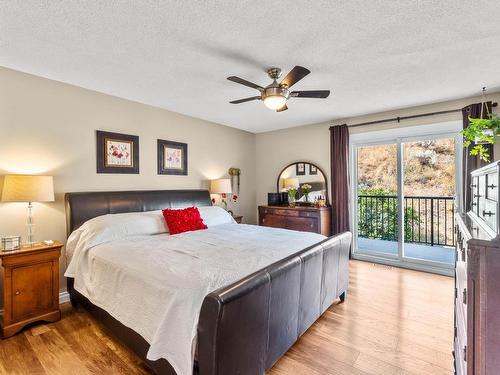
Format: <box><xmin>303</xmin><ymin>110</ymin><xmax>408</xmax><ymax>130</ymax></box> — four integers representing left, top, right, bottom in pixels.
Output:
<box><xmin>290</xmin><ymin>90</ymin><xmax>330</xmax><ymax>98</ymax></box>
<box><xmin>229</xmin><ymin>96</ymin><xmax>261</xmax><ymax>104</ymax></box>
<box><xmin>280</xmin><ymin>66</ymin><xmax>310</xmax><ymax>88</ymax></box>
<box><xmin>276</xmin><ymin>104</ymin><xmax>288</xmax><ymax>112</ymax></box>
<box><xmin>227</xmin><ymin>76</ymin><xmax>263</xmax><ymax>91</ymax></box>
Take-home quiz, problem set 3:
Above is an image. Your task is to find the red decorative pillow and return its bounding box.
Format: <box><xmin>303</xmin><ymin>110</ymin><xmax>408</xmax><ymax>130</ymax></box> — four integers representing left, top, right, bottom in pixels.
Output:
<box><xmin>162</xmin><ymin>207</ymin><xmax>208</xmax><ymax>235</ymax></box>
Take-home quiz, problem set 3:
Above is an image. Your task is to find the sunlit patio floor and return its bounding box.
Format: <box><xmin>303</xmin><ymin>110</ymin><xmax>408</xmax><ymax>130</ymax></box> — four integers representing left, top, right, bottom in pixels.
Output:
<box><xmin>357</xmin><ymin>237</ymin><xmax>455</xmax><ymax>264</ymax></box>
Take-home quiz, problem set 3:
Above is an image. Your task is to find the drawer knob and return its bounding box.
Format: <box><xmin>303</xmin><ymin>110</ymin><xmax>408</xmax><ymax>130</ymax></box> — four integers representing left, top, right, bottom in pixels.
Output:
<box><xmin>262</xmin><ymin>218</ymin><xmax>265</xmax><ymax>223</ymax></box>
<box><xmin>474</xmin><ymin>194</ymin><xmax>482</xmax><ymax>198</ymax></box>
<box><xmin>487</xmin><ymin>184</ymin><xmax>497</xmax><ymax>189</ymax></box>
<box><xmin>483</xmin><ymin>210</ymin><xmax>495</xmax><ymax>217</ymax></box>
<box><xmin>14</xmin><ymin>290</ymin><xmax>20</xmax><ymax>296</ymax></box>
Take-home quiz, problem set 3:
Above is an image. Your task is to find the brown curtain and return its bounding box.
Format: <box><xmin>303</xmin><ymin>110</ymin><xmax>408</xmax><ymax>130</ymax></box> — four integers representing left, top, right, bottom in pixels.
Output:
<box><xmin>330</xmin><ymin>124</ymin><xmax>350</xmax><ymax>235</ymax></box>
<box><xmin>462</xmin><ymin>101</ymin><xmax>493</xmax><ymax>211</ymax></box>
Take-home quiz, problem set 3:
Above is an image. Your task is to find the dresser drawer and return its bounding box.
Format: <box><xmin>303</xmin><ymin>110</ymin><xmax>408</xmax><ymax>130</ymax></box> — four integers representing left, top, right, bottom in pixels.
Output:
<box><xmin>480</xmin><ymin>199</ymin><xmax>497</xmax><ymax>232</ymax></box>
<box><xmin>471</xmin><ymin>176</ymin><xmax>479</xmax><ymax>214</ymax></box>
<box><xmin>286</xmin><ymin>217</ymin><xmax>318</xmax><ymax>233</ymax></box>
<box><xmin>486</xmin><ymin>172</ymin><xmax>498</xmax><ymax>201</ymax></box>
<box><xmin>454</xmin><ymin>336</ymin><xmax>466</xmax><ymax>375</ymax></box>
<box><xmin>260</xmin><ymin>214</ymin><xmax>288</xmax><ymax>229</ymax></box>
<box><xmin>263</xmin><ymin>208</ymin><xmax>299</xmax><ymax>217</ymax></box>
<box><xmin>299</xmin><ymin>210</ymin><xmax>319</xmax><ymax>218</ymax></box>
<box><xmin>258</xmin><ymin>206</ymin><xmax>330</xmax><ymax>236</ymax></box>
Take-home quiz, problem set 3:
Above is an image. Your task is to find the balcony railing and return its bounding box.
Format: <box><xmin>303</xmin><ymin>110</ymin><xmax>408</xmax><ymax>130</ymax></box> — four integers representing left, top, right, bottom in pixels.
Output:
<box><xmin>357</xmin><ymin>195</ymin><xmax>455</xmax><ymax>247</ymax></box>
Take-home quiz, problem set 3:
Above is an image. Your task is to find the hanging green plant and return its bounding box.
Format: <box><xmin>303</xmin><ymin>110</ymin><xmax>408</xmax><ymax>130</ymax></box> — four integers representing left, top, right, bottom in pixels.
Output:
<box><xmin>461</xmin><ymin>115</ymin><xmax>500</xmax><ymax>162</ymax></box>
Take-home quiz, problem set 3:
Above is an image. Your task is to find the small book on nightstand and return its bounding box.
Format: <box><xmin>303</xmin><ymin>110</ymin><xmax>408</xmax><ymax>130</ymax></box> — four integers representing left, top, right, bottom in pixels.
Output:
<box><xmin>0</xmin><ymin>241</ymin><xmax>63</xmax><ymax>338</ymax></box>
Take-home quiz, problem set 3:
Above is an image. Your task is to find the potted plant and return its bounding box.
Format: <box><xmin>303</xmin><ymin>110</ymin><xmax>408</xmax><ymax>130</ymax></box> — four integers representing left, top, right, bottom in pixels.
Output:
<box><xmin>462</xmin><ymin>115</ymin><xmax>500</xmax><ymax>162</ymax></box>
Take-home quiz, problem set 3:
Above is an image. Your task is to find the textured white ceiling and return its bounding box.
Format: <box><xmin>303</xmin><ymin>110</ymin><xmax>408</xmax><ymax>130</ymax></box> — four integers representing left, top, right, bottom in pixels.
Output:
<box><xmin>2</xmin><ymin>1</ymin><xmax>500</xmax><ymax>133</ymax></box>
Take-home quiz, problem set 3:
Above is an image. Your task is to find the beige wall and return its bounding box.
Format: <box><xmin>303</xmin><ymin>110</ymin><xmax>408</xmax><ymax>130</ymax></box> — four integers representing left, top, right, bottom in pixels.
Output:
<box><xmin>256</xmin><ymin>94</ymin><xmax>500</xmax><ymax>207</ymax></box>
<box><xmin>0</xmin><ymin>67</ymin><xmax>257</xmax><ymax>293</ymax></box>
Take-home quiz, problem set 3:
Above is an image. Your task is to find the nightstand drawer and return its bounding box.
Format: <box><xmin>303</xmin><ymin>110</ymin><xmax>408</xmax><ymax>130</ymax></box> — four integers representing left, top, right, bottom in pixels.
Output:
<box><xmin>12</xmin><ymin>262</ymin><xmax>54</xmax><ymax>321</ymax></box>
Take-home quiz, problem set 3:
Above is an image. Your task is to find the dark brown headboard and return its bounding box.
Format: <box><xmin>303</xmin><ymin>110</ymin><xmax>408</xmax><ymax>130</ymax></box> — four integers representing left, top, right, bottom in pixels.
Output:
<box><xmin>65</xmin><ymin>189</ymin><xmax>212</xmax><ymax>235</ymax></box>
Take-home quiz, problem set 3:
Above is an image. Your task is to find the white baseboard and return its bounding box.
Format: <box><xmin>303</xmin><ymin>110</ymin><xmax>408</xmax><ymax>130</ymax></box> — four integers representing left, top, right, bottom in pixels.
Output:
<box><xmin>59</xmin><ymin>291</ymin><xmax>70</xmax><ymax>304</ymax></box>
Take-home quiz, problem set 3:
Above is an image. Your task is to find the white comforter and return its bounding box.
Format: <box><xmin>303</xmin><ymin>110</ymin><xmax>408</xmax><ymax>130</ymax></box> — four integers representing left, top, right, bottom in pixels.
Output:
<box><xmin>65</xmin><ymin>223</ymin><xmax>325</xmax><ymax>375</ymax></box>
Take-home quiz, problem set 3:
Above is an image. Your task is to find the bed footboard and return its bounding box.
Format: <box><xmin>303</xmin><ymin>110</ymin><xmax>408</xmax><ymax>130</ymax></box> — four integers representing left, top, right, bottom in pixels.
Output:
<box><xmin>197</xmin><ymin>231</ymin><xmax>352</xmax><ymax>375</ymax></box>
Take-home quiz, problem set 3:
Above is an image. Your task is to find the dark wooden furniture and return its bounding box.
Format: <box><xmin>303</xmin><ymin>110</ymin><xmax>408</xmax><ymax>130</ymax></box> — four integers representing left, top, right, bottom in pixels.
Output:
<box><xmin>0</xmin><ymin>241</ymin><xmax>62</xmax><ymax>338</ymax></box>
<box><xmin>258</xmin><ymin>205</ymin><xmax>332</xmax><ymax>236</ymax></box>
<box><xmin>65</xmin><ymin>190</ymin><xmax>350</xmax><ymax>375</ymax></box>
<box><xmin>454</xmin><ymin>161</ymin><xmax>500</xmax><ymax>374</ymax></box>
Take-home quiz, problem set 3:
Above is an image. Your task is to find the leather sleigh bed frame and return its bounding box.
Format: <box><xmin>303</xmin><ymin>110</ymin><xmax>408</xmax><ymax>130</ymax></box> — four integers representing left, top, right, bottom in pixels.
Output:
<box><xmin>65</xmin><ymin>189</ymin><xmax>351</xmax><ymax>375</ymax></box>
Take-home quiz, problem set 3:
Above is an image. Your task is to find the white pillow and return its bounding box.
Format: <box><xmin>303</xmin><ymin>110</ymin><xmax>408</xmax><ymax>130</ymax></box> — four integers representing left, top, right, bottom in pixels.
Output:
<box><xmin>67</xmin><ymin>210</ymin><xmax>167</xmax><ymax>253</ymax></box>
<box><xmin>297</xmin><ymin>190</ymin><xmax>324</xmax><ymax>202</ymax></box>
<box><xmin>65</xmin><ymin>210</ymin><xmax>167</xmax><ymax>277</ymax></box>
<box><xmin>198</xmin><ymin>206</ymin><xmax>236</xmax><ymax>227</ymax></box>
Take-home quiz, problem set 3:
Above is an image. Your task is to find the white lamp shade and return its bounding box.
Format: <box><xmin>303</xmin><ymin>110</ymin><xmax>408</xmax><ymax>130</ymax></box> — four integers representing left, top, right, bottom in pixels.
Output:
<box><xmin>283</xmin><ymin>177</ymin><xmax>299</xmax><ymax>189</ymax></box>
<box><xmin>210</xmin><ymin>178</ymin><xmax>232</xmax><ymax>194</ymax></box>
<box><xmin>1</xmin><ymin>175</ymin><xmax>55</xmax><ymax>202</ymax></box>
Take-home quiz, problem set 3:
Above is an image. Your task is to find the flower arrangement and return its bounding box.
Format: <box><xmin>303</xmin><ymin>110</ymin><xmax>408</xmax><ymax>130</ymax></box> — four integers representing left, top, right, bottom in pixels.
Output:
<box><xmin>462</xmin><ymin>115</ymin><xmax>500</xmax><ymax>162</ymax></box>
<box><xmin>301</xmin><ymin>183</ymin><xmax>312</xmax><ymax>203</ymax></box>
<box><xmin>286</xmin><ymin>187</ymin><xmax>298</xmax><ymax>207</ymax></box>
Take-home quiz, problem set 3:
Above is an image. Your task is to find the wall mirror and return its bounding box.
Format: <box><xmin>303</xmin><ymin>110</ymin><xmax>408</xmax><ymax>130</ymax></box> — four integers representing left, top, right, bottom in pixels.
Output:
<box><xmin>276</xmin><ymin>162</ymin><xmax>328</xmax><ymax>205</ymax></box>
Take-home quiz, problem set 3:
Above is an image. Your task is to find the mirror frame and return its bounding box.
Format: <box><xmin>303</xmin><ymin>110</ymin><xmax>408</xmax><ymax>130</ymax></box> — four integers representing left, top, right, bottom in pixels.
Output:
<box><xmin>276</xmin><ymin>161</ymin><xmax>329</xmax><ymax>205</ymax></box>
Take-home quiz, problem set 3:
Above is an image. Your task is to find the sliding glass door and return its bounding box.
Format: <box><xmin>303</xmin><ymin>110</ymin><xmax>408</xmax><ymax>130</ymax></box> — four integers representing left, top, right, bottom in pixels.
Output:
<box><xmin>356</xmin><ymin>142</ymin><xmax>399</xmax><ymax>258</ymax></box>
<box><xmin>402</xmin><ymin>138</ymin><xmax>456</xmax><ymax>265</ymax></box>
<box><xmin>351</xmin><ymin>123</ymin><xmax>462</xmax><ymax>275</ymax></box>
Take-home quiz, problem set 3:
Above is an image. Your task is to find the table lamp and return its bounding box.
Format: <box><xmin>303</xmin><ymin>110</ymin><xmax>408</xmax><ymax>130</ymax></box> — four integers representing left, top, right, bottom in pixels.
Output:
<box><xmin>209</xmin><ymin>178</ymin><xmax>232</xmax><ymax>210</ymax></box>
<box><xmin>283</xmin><ymin>177</ymin><xmax>299</xmax><ymax>190</ymax></box>
<box><xmin>1</xmin><ymin>175</ymin><xmax>55</xmax><ymax>245</ymax></box>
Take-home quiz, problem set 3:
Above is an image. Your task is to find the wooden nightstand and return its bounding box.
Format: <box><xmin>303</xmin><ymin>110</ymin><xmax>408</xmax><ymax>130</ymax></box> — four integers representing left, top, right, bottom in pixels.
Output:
<box><xmin>0</xmin><ymin>241</ymin><xmax>62</xmax><ymax>338</ymax></box>
<box><xmin>233</xmin><ymin>215</ymin><xmax>243</xmax><ymax>224</ymax></box>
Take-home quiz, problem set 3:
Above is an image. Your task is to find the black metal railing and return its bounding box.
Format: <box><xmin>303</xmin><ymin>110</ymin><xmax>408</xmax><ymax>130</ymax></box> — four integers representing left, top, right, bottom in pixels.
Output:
<box><xmin>357</xmin><ymin>195</ymin><xmax>455</xmax><ymax>247</ymax></box>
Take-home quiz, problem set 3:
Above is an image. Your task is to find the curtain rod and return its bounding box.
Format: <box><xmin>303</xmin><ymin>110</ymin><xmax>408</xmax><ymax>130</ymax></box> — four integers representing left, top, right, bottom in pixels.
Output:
<box><xmin>330</xmin><ymin>102</ymin><xmax>498</xmax><ymax>129</ymax></box>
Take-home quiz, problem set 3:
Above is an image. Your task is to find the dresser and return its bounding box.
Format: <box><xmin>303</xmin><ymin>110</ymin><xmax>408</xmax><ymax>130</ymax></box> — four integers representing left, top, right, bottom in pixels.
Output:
<box><xmin>258</xmin><ymin>205</ymin><xmax>332</xmax><ymax>236</ymax></box>
<box><xmin>454</xmin><ymin>161</ymin><xmax>500</xmax><ymax>374</ymax></box>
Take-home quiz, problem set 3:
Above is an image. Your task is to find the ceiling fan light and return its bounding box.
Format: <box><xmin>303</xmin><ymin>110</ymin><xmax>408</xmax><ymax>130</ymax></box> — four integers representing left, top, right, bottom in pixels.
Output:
<box><xmin>263</xmin><ymin>95</ymin><xmax>287</xmax><ymax>110</ymax></box>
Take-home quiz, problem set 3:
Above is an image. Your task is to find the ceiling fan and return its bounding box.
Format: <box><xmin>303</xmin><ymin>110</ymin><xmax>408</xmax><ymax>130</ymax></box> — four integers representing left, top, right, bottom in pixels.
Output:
<box><xmin>227</xmin><ymin>66</ymin><xmax>330</xmax><ymax>112</ymax></box>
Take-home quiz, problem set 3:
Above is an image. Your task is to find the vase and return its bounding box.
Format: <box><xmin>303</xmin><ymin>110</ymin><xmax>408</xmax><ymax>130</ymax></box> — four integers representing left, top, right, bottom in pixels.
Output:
<box><xmin>304</xmin><ymin>193</ymin><xmax>310</xmax><ymax>204</ymax></box>
<box><xmin>288</xmin><ymin>194</ymin><xmax>296</xmax><ymax>208</ymax></box>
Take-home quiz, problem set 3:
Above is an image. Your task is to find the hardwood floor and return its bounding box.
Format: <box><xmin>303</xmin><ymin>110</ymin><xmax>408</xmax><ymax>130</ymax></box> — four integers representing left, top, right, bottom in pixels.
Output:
<box><xmin>0</xmin><ymin>260</ymin><xmax>454</xmax><ymax>375</ymax></box>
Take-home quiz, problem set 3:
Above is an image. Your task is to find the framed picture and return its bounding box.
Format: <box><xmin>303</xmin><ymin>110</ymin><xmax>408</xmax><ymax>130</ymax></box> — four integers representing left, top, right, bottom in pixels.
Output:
<box><xmin>296</xmin><ymin>162</ymin><xmax>306</xmax><ymax>176</ymax></box>
<box><xmin>309</xmin><ymin>164</ymin><xmax>318</xmax><ymax>175</ymax></box>
<box><xmin>96</xmin><ymin>130</ymin><xmax>139</xmax><ymax>174</ymax></box>
<box><xmin>158</xmin><ymin>139</ymin><xmax>188</xmax><ymax>175</ymax></box>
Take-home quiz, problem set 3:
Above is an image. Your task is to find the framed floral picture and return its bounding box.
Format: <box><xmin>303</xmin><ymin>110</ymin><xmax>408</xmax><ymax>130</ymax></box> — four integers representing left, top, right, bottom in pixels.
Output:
<box><xmin>96</xmin><ymin>130</ymin><xmax>139</xmax><ymax>174</ymax></box>
<box><xmin>157</xmin><ymin>139</ymin><xmax>188</xmax><ymax>175</ymax></box>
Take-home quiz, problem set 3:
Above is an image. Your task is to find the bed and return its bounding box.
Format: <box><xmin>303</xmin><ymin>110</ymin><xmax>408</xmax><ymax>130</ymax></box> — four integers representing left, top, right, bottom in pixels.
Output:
<box><xmin>64</xmin><ymin>189</ymin><xmax>351</xmax><ymax>375</ymax></box>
